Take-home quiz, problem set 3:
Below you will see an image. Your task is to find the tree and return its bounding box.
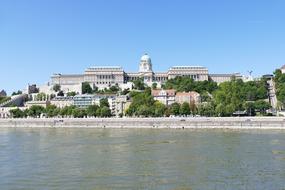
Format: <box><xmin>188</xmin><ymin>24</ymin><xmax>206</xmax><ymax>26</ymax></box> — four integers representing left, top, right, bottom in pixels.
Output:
<box><xmin>9</xmin><ymin>108</ymin><xmax>25</xmax><ymax>118</ymax></box>
<box><xmin>67</xmin><ymin>91</ymin><xmax>77</xmax><ymax>97</ymax></box>
<box><xmin>53</xmin><ymin>84</ymin><xmax>61</xmax><ymax>92</ymax></box>
<box><xmin>133</xmin><ymin>78</ymin><xmax>145</xmax><ymax>90</ymax></box>
<box><xmin>36</xmin><ymin>93</ymin><xmax>47</xmax><ymax>101</ymax></box>
<box><xmin>100</xmin><ymin>98</ymin><xmax>109</xmax><ymax>107</ymax></box>
<box><xmin>153</xmin><ymin>101</ymin><xmax>166</xmax><ymax>117</ymax></box>
<box><xmin>46</xmin><ymin>105</ymin><xmax>60</xmax><ymax>118</ymax></box>
<box><xmin>152</xmin><ymin>82</ymin><xmax>157</xmax><ymax>89</ymax></box>
<box><xmin>121</xmin><ymin>88</ymin><xmax>130</xmax><ymax>95</ymax></box>
<box><xmin>72</xmin><ymin>108</ymin><xmax>86</xmax><ymax>118</ymax></box>
<box><xmin>82</xmin><ymin>82</ymin><xmax>93</xmax><ymax>94</ymax></box>
<box><xmin>189</xmin><ymin>100</ymin><xmax>197</xmax><ymax>114</ymax></box>
<box><xmin>57</xmin><ymin>91</ymin><xmax>64</xmax><ymax>97</ymax></box>
<box><xmin>254</xmin><ymin>100</ymin><xmax>270</xmax><ymax>115</ymax></box>
<box><xmin>137</xmin><ymin>105</ymin><xmax>152</xmax><ymax>117</ymax></box>
<box><xmin>244</xmin><ymin>102</ymin><xmax>256</xmax><ymax>116</ymax></box>
<box><xmin>27</xmin><ymin>105</ymin><xmax>45</xmax><ymax>118</ymax></box>
<box><xmin>197</xmin><ymin>102</ymin><xmax>216</xmax><ymax>117</ymax></box>
<box><xmin>170</xmin><ymin>102</ymin><xmax>180</xmax><ymax>116</ymax></box>
<box><xmin>180</xmin><ymin>102</ymin><xmax>191</xmax><ymax>116</ymax></box>
<box><xmin>11</xmin><ymin>90</ymin><xmax>22</xmax><ymax>96</ymax></box>
<box><xmin>86</xmin><ymin>105</ymin><xmax>99</xmax><ymax>117</ymax></box>
<box><xmin>99</xmin><ymin>106</ymin><xmax>112</xmax><ymax>117</ymax></box>
<box><xmin>109</xmin><ymin>85</ymin><xmax>120</xmax><ymax>92</ymax></box>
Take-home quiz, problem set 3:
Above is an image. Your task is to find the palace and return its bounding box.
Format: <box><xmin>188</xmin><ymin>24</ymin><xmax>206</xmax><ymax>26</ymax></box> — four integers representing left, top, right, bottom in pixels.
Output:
<box><xmin>50</xmin><ymin>53</ymin><xmax>241</xmax><ymax>91</ymax></box>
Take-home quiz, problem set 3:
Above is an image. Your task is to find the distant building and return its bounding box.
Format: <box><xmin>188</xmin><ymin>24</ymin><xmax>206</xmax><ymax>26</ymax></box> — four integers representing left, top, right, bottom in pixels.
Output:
<box><xmin>175</xmin><ymin>91</ymin><xmax>201</xmax><ymax>105</ymax></box>
<box><xmin>281</xmin><ymin>65</ymin><xmax>285</xmax><ymax>74</ymax></box>
<box><xmin>0</xmin><ymin>90</ymin><xmax>7</xmax><ymax>97</ymax></box>
<box><xmin>50</xmin><ymin>96</ymin><xmax>74</xmax><ymax>108</ymax></box>
<box><xmin>151</xmin><ymin>89</ymin><xmax>176</xmax><ymax>106</ymax></box>
<box><xmin>209</xmin><ymin>73</ymin><xmax>242</xmax><ymax>84</ymax></box>
<box><xmin>50</xmin><ymin>54</ymin><xmax>242</xmax><ymax>92</ymax></box>
<box><xmin>73</xmin><ymin>95</ymin><xmax>94</xmax><ymax>108</ymax></box>
<box><xmin>73</xmin><ymin>94</ymin><xmax>117</xmax><ymax>115</ymax></box>
<box><xmin>25</xmin><ymin>101</ymin><xmax>49</xmax><ymax>108</ymax></box>
<box><xmin>27</xmin><ymin>84</ymin><xmax>39</xmax><ymax>94</ymax></box>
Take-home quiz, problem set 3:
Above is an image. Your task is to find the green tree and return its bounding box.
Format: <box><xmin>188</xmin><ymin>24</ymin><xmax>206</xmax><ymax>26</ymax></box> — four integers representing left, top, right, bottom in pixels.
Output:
<box><xmin>133</xmin><ymin>78</ymin><xmax>145</xmax><ymax>90</ymax></box>
<box><xmin>86</xmin><ymin>105</ymin><xmax>99</xmax><ymax>117</ymax></box>
<box><xmin>36</xmin><ymin>93</ymin><xmax>47</xmax><ymax>101</ymax></box>
<box><xmin>180</xmin><ymin>102</ymin><xmax>191</xmax><ymax>116</ymax></box>
<box><xmin>11</xmin><ymin>90</ymin><xmax>22</xmax><ymax>96</ymax></box>
<box><xmin>9</xmin><ymin>108</ymin><xmax>25</xmax><ymax>118</ymax></box>
<box><xmin>27</xmin><ymin>105</ymin><xmax>46</xmax><ymax>118</ymax></box>
<box><xmin>254</xmin><ymin>100</ymin><xmax>270</xmax><ymax>115</ymax></box>
<box><xmin>53</xmin><ymin>84</ymin><xmax>61</xmax><ymax>92</ymax></box>
<box><xmin>244</xmin><ymin>102</ymin><xmax>256</xmax><ymax>116</ymax></box>
<box><xmin>170</xmin><ymin>102</ymin><xmax>180</xmax><ymax>116</ymax></box>
<box><xmin>67</xmin><ymin>91</ymin><xmax>77</xmax><ymax>97</ymax></box>
<box><xmin>99</xmin><ymin>106</ymin><xmax>112</xmax><ymax>117</ymax></box>
<box><xmin>153</xmin><ymin>101</ymin><xmax>166</xmax><ymax>117</ymax></box>
<box><xmin>72</xmin><ymin>108</ymin><xmax>86</xmax><ymax>118</ymax></box>
<box><xmin>100</xmin><ymin>98</ymin><xmax>109</xmax><ymax>107</ymax></box>
<box><xmin>46</xmin><ymin>105</ymin><xmax>60</xmax><ymax>118</ymax></box>
<box><xmin>121</xmin><ymin>88</ymin><xmax>130</xmax><ymax>95</ymax></box>
<box><xmin>109</xmin><ymin>85</ymin><xmax>120</xmax><ymax>92</ymax></box>
<box><xmin>152</xmin><ymin>82</ymin><xmax>157</xmax><ymax>89</ymax></box>
<box><xmin>82</xmin><ymin>82</ymin><xmax>93</xmax><ymax>94</ymax></box>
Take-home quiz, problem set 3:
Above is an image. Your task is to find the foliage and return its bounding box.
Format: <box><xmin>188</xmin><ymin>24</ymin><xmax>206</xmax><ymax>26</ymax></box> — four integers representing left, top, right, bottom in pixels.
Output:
<box><xmin>57</xmin><ymin>91</ymin><xmax>64</xmax><ymax>97</ymax></box>
<box><xmin>169</xmin><ymin>102</ymin><xmax>180</xmax><ymax>116</ymax></box>
<box><xmin>98</xmin><ymin>106</ymin><xmax>112</xmax><ymax>117</ymax></box>
<box><xmin>163</xmin><ymin>76</ymin><xmax>218</xmax><ymax>94</ymax></box>
<box><xmin>82</xmin><ymin>82</ymin><xmax>93</xmax><ymax>94</ymax></box>
<box><xmin>11</xmin><ymin>90</ymin><xmax>22</xmax><ymax>96</ymax></box>
<box><xmin>86</xmin><ymin>105</ymin><xmax>99</xmax><ymax>117</ymax></box>
<box><xmin>121</xmin><ymin>88</ymin><xmax>130</xmax><ymax>95</ymax></box>
<box><xmin>9</xmin><ymin>108</ymin><xmax>25</xmax><ymax>118</ymax></box>
<box><xmin>180</xmin><ymin>102</ymin><xmax>191</xmax><ymax>116</ymax></box>
<box><xmin>132</xmin><ymin>78</ymin><xmax>145</xmax><ymax>90</ymax></box>
<box><xmin>197</xmin><ymin>102</ymin><xmax>216</xmax><ymax>117</ymax></box>
<box><xmin>27</xmin><ymin>105</ymin><xmax>46</xmax><ymax>118</ymax></box>
<box><xmin>152</xmin><ymin>82</ymin><xmax>157</xmax><ymax>89</ymax></box>
<box><xmin>254</xmin><ymin>100</ymin><xmax>270</xmax><ymax>115</ymax></box>
<box><xmin>274</xmin><ymin>69</ymin><xmax>285</xmax><ymax>108</ymax></box>
<box><xmin>36</xmin><ymin>93</ymin><xmax>47</xmax><ymax>101</ymax></box>
<box><xmin>126</xmin><ymin>90</ymin><xmax>156</xmax><ymax>117</ymax></box>
<box><xmin>100</xmin><ymin>98</ymin><xmax>109</xmax><ymax>107</ymax></box>
<box><xmin>46</xmin><ymin>105</ymin><xmax>60</xmax><ymax>118</ymax></box>
<box><xmin>0</xmin><ymin>96</ymin><xmax>11</xmax><ymax>104</ymax></box>
<box><xmin>213</xmin><ymin>79</ymin><xmax>269</xmax><ymax>116</ymax></box>
<box><xmin>72</xmin><ymin>108</ymin><xmax>87</xmax><ymax>118</ymax></box>
<box><xmin>53</xmin><ymin>84</ymin><xmax>61</xmax><ymax>92</ymax></box>
<box><xmin>67</xmin><ymin>91</ymin><xmax>77</xmax><ymax>97</ymax></box>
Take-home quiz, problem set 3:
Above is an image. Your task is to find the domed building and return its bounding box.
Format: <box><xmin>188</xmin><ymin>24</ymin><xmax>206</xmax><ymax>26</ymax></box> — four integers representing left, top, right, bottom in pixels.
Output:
<box><xmin>50</xmin><ymin>53</ymin><xmax>242</xmax><ymax>92</ymax></box>
<box><xmin>139</xmin><ymin>53</ymin><xmax>152</xmax><ymax>73</ymax></box>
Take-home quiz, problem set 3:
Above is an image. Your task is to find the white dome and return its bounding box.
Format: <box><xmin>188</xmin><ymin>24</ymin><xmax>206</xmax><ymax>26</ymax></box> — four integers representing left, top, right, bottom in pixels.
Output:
<box><xmin>141</xmin><ymin>53</ymin><xmax>151</xmax><ymax>62</ymax></box>
<box><xmin>139</xmin><ymin>53</ymin><xmax>152</xmax><ymax>72</ymax></box>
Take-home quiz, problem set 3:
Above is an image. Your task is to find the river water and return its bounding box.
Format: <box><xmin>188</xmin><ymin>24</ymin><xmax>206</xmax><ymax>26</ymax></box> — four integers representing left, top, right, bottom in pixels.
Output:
<box><xmin>0</xmin><ymin>128</ymin><xmax>285</xmax><ymax>190</ymax></box>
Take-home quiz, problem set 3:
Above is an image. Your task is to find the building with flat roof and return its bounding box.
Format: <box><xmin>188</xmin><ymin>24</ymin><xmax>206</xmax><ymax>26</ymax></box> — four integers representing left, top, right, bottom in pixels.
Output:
<box><xmin>50</xmin><ymin>53</ymin><xmax>242</xmax><ymax>92</ymax></box>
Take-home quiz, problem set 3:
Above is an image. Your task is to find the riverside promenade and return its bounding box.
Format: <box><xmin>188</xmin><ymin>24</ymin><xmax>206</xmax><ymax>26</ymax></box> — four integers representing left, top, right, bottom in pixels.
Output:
<box><xmin>1</xmin><ymin>117</ymin><xmax>285</xmax><ymax>129</ymax></box>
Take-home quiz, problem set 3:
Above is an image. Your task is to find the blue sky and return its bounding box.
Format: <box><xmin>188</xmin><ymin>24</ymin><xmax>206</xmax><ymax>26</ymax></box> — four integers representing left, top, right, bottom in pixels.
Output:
<box><xmin>0</xmin><ymin>0</ymin><xmax>284</xmax><ymax>94</ymax></box>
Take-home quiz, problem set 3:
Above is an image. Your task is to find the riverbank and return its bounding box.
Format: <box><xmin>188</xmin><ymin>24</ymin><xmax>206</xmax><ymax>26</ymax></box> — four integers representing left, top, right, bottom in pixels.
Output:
<box><xmin>0</xmin><ymin>117</ymin><xmax>285</xmax><ymax>129</ymax></box>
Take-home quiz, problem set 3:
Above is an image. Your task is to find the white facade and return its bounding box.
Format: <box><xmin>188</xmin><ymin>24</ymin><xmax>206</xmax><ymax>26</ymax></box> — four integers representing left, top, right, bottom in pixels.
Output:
<box><xmin>50</xmin><ymin>54</ymin><xmax>242</xmax><ymax>92</ymax></box>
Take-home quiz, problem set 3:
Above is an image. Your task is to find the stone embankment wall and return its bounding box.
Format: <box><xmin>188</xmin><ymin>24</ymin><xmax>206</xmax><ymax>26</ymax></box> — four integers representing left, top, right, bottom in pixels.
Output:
<box><xmin>0</xmin><ymin>117</ymin><xmax>285</xmax><ymax>129</ymax></box>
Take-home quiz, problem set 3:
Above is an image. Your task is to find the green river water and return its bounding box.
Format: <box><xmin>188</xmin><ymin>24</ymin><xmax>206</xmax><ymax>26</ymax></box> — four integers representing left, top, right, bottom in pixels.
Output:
<box><xmin>0</xmin><ymin>128</ymin><xmax>285</xmax><ymax>190</ymax></box>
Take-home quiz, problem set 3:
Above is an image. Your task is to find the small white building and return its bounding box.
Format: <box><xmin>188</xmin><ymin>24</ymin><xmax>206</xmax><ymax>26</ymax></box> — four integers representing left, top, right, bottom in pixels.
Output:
<box><xmin>151</xmin><ymin>89</ymin><xmax>176</xmax><ymax>106</ymax></box>
<box><xmin>175</xmin><ymin>91</ymin><xmax>201</xmax><ymax>105</ymax></box>
<box><xmin>50</xmin><ymin>96</ymin><xmax>74</xmax><ymax>108</ymax></box>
